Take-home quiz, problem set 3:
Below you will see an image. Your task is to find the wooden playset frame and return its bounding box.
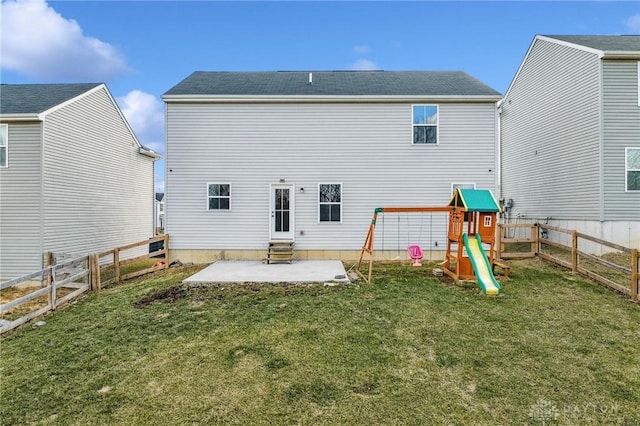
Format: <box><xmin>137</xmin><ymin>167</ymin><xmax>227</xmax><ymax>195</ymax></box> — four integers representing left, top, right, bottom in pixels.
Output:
<box><xmin>355</xmin><ymin>189</ymin><xmax>504</xmax><ymax>285</ymax></box>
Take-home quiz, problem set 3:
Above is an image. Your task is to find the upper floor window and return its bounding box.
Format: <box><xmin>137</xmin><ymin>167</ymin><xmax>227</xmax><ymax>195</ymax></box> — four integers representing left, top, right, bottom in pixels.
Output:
<box><xmin>207</xmin><ymin>183</ymin><xmax>231</xmax><ymax>210</ymax></box>
<box><xmin>626</xmin><ymin>148</ymin><xmax>640</xmax><ymax>191</ymax></box>
<box><xmin>451</xmin><ymin>182</ymin><xmax>476</xmax><ymax>194</ymax></box>
<box><xmin>0</xmin><ymin>124</ymin><xmax>7</xmax><ymax>167</ymax></box>
<box><xmin>319</xmin><ymin>183</ymin><xmax>342</xmax><ymax>222</ymax></box>
<box><xmin>412</xmin><ymin>105</ymin><xmax>438</xmax><ymax>144</ymax></box>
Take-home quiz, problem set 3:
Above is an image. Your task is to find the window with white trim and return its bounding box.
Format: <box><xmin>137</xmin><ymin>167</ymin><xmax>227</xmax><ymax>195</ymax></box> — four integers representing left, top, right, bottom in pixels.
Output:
<box><xmin>626</xmin><ymin>148</ymin><xmax>640</xmax><ymax>191</ymax></box>
<box><xmin>451</xmin><ymin>182</ymin><xmax>476</xmax><ymax>194</ymax></box>
<box><xmin>412</xmin><ymin>105</ymin><xmax>438</xmax><ymax>144</ymax></box>
<box><xmin>207</xmin><ymin>183</ymin><xmax>231</xmax><ymax>210</ymax></box>
<box><xmin>319</xmin><ymin>183</ymin><xmax>341</xmax><ymax>222</ymax></box>
<box><xmin>0</xmin><ymin>124</ymin><xmax>7</xmax><ymax>167</ymax></box>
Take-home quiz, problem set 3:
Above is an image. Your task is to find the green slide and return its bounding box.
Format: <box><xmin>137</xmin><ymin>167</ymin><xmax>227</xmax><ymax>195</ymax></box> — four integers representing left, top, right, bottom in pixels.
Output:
<box><xmin>462</xmin><ymin>233</ymin><xmax>502</xmax><ymax>296</ymax></box>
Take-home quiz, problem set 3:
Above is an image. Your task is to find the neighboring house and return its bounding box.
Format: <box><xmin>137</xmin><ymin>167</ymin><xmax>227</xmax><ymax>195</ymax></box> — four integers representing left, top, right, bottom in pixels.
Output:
<box><xmin>500</xmin><ymin>35</ymin><xmax>640</xmax><ymax>249</ymax></box>
<box><xmin>155</xmin><ymin>192</ymin><xmax>165</xmax><ymax>234</ymax></box>
<box><xmin>0</xmin><ymin>83</ymin><xmax>159</xmax><ymax>279</ymax></box>
<box><xmin>163</xmin><ymin>71</ymin><xmax>502</xmax><ymax>263</ymax></box>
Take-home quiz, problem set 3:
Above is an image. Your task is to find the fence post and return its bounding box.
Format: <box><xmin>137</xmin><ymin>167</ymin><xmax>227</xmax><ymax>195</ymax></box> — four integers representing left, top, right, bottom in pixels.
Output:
<box><xmin>46</xmin><ymin>258</ymin><xmax>53</xmax><ymax>309</ymax></box>
<box><xmin>114</xmin><ymin>247</ymin><xmax>121</xmax><ymax>284</ymax></box>
<box><xmin>44</xmin><ymin>251</ymin><xmax>54</xmax><ymax>288</ymax></box>
<box><xmin>632</xmin><ymin>249</ymin><xmax>639</xmax><ymax>301</ymax></box>
<box><xmin>50</xmin><ymin>264</ymin><xmax>57</xmax><ymax>311</ymax></box>
<box><xmin>84</xmin><ymin>257</ymin><xmax>89</xmax><ymax>286</ymax></box>
<box><xmin>532</xmin><ymin>223</ymin><xmax>538</xmax><ymax>255</ymax></box>
<box><xmin>90</xmin><ymin>254</ymin><xmax>101</xmax><ymax>291</ymax></box>
<box><xmin>496</xmin><ymin>224</ymin><xmax>503</xmax><ymax>260</ymax></box>
<box><xmin>163</xmin><ymin>234</ymin><xmax>169</xmax><ymax>271</ymax></box>
<box><xmin>571</xmin><ymin>231</ymin><xmax>578</xmax><ymax>273</ymax></box>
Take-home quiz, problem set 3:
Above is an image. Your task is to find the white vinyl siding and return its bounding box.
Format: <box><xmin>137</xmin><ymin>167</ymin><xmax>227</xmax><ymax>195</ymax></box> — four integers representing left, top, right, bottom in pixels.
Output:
<box><xmin>0</xmin><ymin>124</ymin><xmax>7</xmax><ymax>167</ymax></box>
<box><xmin>0</xmin><ymin>122</ymin><xmax>43</xmax><ymax>278</ymax></box>
<box><xmin>501</xmin><ymin>38</ymin><xmax>602</xmax><ymax>220</ymax></box>
<box><xmin>602</xmin><ymin>60</ymin><xmax>640</xmax><ymax>219</ymax></box>
<box><xmin>166</xmin><ymin>101</ymin><xmax>498</xmax><ymax>251</ymax></box>
<box><xmin>42</xmin><ymin>87</ymin><xmax>155</xmax><ymax>258</ymax></box>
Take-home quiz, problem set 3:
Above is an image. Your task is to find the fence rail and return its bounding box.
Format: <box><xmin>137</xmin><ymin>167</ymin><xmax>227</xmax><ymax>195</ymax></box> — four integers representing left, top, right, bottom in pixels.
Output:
<box><xmin>498</xmin><ymin>223</ymin><xmax>638</xmax><ymax>301</ymax></box>
<box><xmin>1</xmin><ymin>235</ymin><xmax>169</xmax><ymax>335</ymax></box>
<box><xmin>96</xmin><ymin>234</ymin><xmax>168</xmax><ymax>289</ymax></box>
<box><xmin>0</xmin><ymin>256</ymin><xmax>90</xmax><ymax>334</ymax></box>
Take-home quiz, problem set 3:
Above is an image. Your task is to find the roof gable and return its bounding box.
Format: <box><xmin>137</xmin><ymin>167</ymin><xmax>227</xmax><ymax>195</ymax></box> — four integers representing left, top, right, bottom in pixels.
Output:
<box><xmin>503</xmin><ymin>34</ymin><xmax>640</xmax><ymax>101</ymax></box>
<box><xmin>448</xmin><ymin>189</ymin><xmax>501</xmax><ymax>212</ymax></box>
<box><xmin>0</xmin><ymin>83</ymin><xmax>102</xmax><ymax>115</ymax></box>
<box><xmin>163</xmin><ymin>71</ymin><xmax>501</xmax><ymax>98</ymax></box>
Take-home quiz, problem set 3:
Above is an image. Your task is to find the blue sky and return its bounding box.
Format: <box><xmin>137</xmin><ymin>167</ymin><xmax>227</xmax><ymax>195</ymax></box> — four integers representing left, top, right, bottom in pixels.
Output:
<box><xmin>1</xmin><ymin>0</ymin><xmax>639</xmax><ymax>192</ymax></box>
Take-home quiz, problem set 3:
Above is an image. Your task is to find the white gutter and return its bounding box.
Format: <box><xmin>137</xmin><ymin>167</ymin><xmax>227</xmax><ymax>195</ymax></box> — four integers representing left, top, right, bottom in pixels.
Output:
<box><xmin>0</xmin><ymin>113</ymin><xmax>42</xmax><ymax>122</ymax></box>
<box><xmin>602</xmin><ymin>51</ymin><xmax>640</xmax><ymax>59</ymax></box>
<box><xmin>139</xmin><ymin>147</ymin><xmax>161</xmax><ymax>159</ymax></box>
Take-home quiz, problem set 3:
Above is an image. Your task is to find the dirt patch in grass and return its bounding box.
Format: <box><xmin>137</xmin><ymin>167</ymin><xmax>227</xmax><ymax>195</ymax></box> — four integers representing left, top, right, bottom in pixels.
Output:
<box><xmin>133</xmin><ymin>282</ymin><xmax>344</xmax><ymax>308</ymax></box>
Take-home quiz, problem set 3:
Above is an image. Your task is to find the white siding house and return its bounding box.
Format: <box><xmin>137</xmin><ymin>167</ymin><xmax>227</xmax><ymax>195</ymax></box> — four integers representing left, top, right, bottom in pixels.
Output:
<box><xmin>163</xmin><ymin>71</ymin><xmax>502</xmax><ymax>263</ymax></box>
<box><xmin>0</xmin><ymin>83</ymin><xmax>159</xmax><ymax>279</ymax></box>
<box><xmin>155</xmin><ymin>192</ymin><xmax>165</xmax><ymax>234</ymax></box>
<box><xmin>501</xmin><ymin>35</ymin><xmax>640</xmax><ymax>249</ymax></box>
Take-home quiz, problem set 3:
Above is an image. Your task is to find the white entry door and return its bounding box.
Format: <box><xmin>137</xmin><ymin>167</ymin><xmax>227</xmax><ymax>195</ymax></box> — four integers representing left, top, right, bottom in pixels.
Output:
<box><xmin>270</xmin><ymin>184</ymin><xmax>295</xmax><ymax>240</ymax></box>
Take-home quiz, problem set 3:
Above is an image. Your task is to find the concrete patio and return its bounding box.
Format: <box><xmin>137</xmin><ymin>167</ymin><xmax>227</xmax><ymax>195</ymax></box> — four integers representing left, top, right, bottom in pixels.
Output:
<box><xmin>183</xmin><ymin>260</ymin><xmax>350</xmax><ymax>284</ymax></box>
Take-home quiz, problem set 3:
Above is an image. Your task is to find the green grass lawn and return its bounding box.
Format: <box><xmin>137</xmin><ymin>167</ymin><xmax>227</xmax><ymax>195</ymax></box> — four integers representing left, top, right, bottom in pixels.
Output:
<box><xmin>1</xmin><ymin>260</ymin><xmax>639</xmax><ymax>425</ymax></box>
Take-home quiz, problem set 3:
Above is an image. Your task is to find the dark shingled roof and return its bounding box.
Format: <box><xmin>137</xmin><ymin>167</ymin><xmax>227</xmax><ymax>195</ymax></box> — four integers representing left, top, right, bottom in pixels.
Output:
<box><xmin>0</xmin><ymin>83</ymin><xmax>102</xmax><ymax>115</ymax></box>
<box><xmin>543</xmin><ymin>35</ymin><xmax>640</xmax><ymax>52</ymax></box>
<box><xmin>164</xmin><ymin>71</ymin><xmax>501</xmax><ymax>97</ymax></box>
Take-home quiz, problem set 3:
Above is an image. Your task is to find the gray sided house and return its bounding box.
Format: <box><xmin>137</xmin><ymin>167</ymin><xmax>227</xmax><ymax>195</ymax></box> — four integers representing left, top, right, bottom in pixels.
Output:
<box><xmin>163</xmin><ymin>71</ymin><xmax>502</xmax><ymax>263</ymax></box>
<box><xmin>500</xmin><ymin>35</ymin><xmax>640</xmax><ymax>249</ymax></box>
<box><xmin>0</xmin><ymin>83</ymin><xmax>159</xmax><ymax>279</ymax></box>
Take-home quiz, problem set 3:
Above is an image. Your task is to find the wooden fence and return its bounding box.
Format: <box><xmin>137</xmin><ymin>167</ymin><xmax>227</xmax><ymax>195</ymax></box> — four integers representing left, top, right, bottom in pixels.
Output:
<box><xmin>496</xmin><ymin>223</ymin><xmax>539</xmax><ymax>259</ymax></box>
<box><xmin>497</xmin><ymin>223</ymin><xmax>638</xmax><ymax>301</ymax></box>
<box><xmin>95</xmin><ymin>234</ymin><xmax>169</xmax><ymax>289</ymax></box>
<box><xmin>0</xmin><ymin>255</ymin><xmax>91</xmax><ymax>334</ymax></box>
<box><xmin>0</xmin><ymin>235</ymin><xmax>169</xmax><ymax>335</ymax></box>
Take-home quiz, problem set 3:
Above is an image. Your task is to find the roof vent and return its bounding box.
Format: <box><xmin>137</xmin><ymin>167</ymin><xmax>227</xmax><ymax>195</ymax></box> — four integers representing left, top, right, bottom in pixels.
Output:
<box><xmin>308</xmin><ymin>72</ymin><xmax>313</xmax><ymax>85</ymax></box>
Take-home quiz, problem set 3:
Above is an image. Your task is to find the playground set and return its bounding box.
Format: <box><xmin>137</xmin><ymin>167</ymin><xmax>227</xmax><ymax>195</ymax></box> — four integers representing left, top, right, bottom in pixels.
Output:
<box><xmin>355</xmin><ymin>188</ymin><xmax>505</xmax><ymax>296</ymax></box>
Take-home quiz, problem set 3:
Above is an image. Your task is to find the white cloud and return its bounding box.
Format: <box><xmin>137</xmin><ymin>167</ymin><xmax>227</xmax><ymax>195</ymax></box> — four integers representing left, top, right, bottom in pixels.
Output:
<box><xmin>117</xmin><ymin>90</ymin><xmax>165</xmax><ymax>192</ymax></box>
<box><xmin>353</xmin><ymin>45</ymin><xmax>371</xmax><ymax>54</ymax></box>
<box><xmin>350</xmin><ymin>59</ymin><xmax>379</xmax><ymax>71</ymax></box>
<box><xmin>117</xmin><ymin>90</ymin><xmax>164</xmax><ymax>152</ymax></box>
<box><xmin>0</xmin><ymin>0</ymin><xmax>129</xmax><ymax>81</ymax></box>
<box><xmin>623</xmin><ymin>14</ymin><xmax>640</xmax><ymax>33</ymax></box>
<box><xmin>155</xmin><ymin>177</ymin><xmax>165</xmax><ymax>193</ymax></box>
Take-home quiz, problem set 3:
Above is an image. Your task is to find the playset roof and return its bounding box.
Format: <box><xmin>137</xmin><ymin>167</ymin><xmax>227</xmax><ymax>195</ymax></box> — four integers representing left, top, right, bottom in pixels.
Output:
<box><xmin>448</xmin><ymin>188</ymin><xmax>501</xmax><ymax>212</ymax></box>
